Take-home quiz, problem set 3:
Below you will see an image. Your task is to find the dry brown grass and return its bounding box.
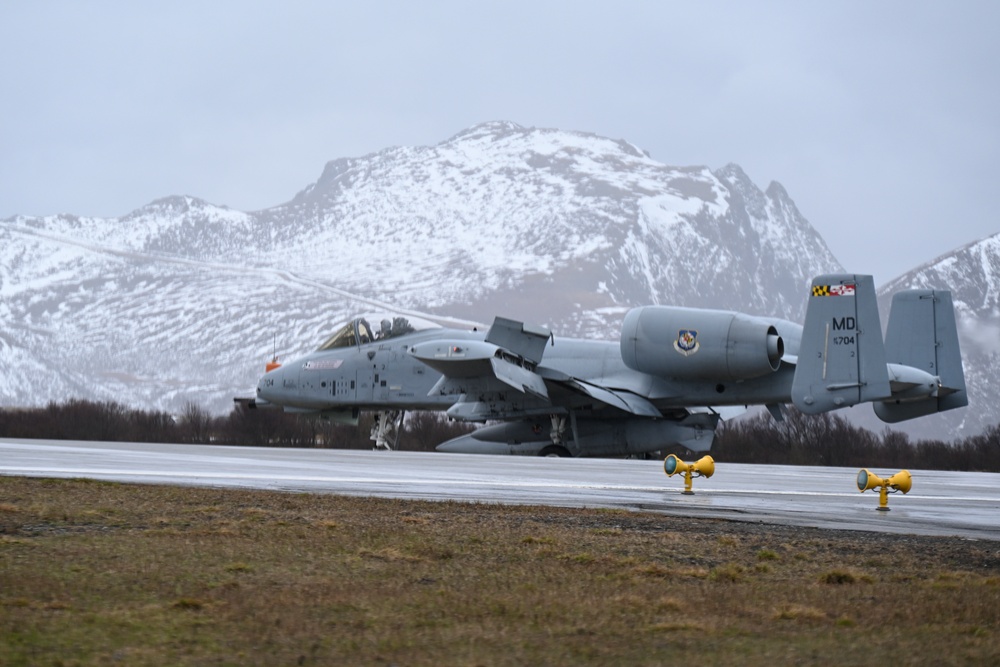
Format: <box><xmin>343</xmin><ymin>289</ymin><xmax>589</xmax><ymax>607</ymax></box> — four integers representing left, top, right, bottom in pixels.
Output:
<box><xmin>1</xmin><ymin>475</ymin><xmax>999</xmax><ymax>666</ymax></box>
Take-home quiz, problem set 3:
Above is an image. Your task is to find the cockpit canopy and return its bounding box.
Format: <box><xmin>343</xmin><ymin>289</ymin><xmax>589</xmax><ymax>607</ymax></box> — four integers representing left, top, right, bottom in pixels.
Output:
<box><xmin>316</xmin><ymin>314</ymin><xmax>440</xmax><ymax>351</ymax></box>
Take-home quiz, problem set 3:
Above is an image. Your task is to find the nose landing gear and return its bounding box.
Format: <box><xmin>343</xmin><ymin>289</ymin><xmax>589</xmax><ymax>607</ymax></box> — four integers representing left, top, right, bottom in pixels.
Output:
<box><xmin>371</xmin><ymin>410</ymin><xmax>404</xmax><ymax>451</ymax></box>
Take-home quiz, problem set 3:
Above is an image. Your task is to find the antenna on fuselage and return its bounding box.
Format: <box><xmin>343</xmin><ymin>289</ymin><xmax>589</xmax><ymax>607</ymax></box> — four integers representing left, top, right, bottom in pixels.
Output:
<box><xmin>265</xmin><ymin>333</ymin><xmax>282</xmax><ymax>373</ymax></box>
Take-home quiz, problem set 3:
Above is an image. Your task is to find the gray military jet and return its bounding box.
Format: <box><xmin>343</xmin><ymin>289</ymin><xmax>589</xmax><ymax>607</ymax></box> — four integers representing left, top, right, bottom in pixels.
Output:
<box><xmin>243</xmin><ymin>274</ymin><xmax>967</xmax><ymax>456</ymax></box>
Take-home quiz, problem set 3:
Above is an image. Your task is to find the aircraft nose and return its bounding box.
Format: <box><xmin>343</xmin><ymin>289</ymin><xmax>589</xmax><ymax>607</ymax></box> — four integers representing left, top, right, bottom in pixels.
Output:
<box><xmin>256</xmin><ymin>363</ymin><xmax>286</xmax><ymax>403</ymax></box>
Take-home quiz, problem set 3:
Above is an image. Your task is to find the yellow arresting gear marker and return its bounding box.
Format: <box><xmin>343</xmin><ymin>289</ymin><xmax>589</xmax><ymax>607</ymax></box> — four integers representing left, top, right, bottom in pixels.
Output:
<box><xmin>857</xmin><ymin>468</ymin><xmax>912</xmax><ymax>511</ymax></box>
<box><xmin>664</xmin><ymin>454</ymin><xmax>715</xmax><ymax>495</ymax></box>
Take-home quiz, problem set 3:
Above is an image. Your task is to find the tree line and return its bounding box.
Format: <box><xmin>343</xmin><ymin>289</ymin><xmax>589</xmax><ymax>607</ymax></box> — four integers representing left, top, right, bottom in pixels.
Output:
<box><xmin>0</xmin><ymin>399</ymin><xmax>472</xmax><ymax>452</ymax></box>
<box><xmin>712</xmin><ymin>408</ymin><xmax>1000</xmax><ymax>472</ymax></box>
<box><xmin>0</xmin><ymin>399</ymin><xmax>997</xmax><ymax>471</ymax></box>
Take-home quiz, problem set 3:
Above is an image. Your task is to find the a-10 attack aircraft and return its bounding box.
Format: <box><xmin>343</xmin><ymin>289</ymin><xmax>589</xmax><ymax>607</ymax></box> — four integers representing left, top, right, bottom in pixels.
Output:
<box><xmin>242</xmin><ymin>274</ymin><xmax>967</xmax><ymax>457</ymax></box>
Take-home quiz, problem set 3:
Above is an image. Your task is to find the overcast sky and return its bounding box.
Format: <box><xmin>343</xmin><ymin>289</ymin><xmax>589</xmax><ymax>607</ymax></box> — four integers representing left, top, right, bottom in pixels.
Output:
<box><xmin>2</xmin><ymin>1</ymin><xmax>997</xmax><ymax>286</ymax></box>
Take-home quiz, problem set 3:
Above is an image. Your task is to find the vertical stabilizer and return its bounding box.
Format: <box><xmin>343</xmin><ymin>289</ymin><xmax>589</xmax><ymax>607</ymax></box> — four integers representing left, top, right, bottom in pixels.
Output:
<box><xmin>792</xmin><ymin>275</ymin><xmax>891</xmax><ymax>413</ymax></box>
<box><xmin>873</xmin><ymin>290</ymin><xmax>968</xmax><ymax>423</ymax></box>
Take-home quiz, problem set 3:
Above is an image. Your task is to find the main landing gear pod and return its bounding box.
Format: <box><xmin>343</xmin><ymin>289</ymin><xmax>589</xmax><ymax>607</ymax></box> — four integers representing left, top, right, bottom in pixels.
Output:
<box><xmin>664</xmin><ymin>454</ymin><xmax>715</xmax><ymax>495</ymax></box>
<box><xmin>857</xmin><ymin>468</ymin><xmax>912</xmax><ymax>511</ymax></box>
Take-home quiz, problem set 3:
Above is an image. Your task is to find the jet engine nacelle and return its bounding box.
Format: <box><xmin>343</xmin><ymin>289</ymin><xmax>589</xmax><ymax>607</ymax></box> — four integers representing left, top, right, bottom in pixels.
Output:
<box><xmin>620</xmin><ymin>306</ymin><xmax>784</xmax><ymax>381</ymax></box>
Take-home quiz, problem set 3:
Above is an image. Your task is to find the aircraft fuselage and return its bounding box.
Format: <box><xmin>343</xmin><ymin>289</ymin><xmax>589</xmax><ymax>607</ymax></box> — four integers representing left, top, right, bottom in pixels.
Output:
<box><xmin>255</xmin><ymin>326</ymin><xmax>797</xmax><ymax>416</ymax></box>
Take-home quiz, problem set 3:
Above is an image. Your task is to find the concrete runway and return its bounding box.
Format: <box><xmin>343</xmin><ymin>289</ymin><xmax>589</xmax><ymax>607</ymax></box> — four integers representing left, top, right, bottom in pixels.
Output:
<box><xmin>1</xmin><ymin>438</ymin><xmax>998</xmax><ymax>541</ymax></box>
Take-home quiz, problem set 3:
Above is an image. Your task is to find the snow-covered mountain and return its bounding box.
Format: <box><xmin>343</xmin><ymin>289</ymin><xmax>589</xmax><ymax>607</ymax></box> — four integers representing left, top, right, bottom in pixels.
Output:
<box><xmin>1</xmin><ymin>121</ymin><xmax>991</xmax><ymax>438</ymax></box>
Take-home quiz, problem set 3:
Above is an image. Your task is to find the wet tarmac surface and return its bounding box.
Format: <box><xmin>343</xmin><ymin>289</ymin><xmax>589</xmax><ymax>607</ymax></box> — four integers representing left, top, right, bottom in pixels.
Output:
<box><xmin>2</xmin><ymin>438</ymin><xmax>997</xmax><ymax>540</ymax></box>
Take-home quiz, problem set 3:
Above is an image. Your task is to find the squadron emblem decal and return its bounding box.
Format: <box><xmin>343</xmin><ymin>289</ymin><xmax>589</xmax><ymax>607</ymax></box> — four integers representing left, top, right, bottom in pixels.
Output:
<box><xmin>673</xmin><ymin>329</ymin><xmax>700</xmax><ymax>356</ymax></box>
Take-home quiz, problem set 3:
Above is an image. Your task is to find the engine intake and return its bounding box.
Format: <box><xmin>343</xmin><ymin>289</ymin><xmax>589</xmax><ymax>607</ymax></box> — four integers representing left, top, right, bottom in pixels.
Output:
<box><xmin>620</xmin><ymin>306</ymin><xmax>783</xmax><ymax>381</ymax></box>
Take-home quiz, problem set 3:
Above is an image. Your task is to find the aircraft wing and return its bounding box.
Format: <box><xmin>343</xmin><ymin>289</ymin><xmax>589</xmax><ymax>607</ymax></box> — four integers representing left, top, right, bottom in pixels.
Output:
<box><xmin>554</xmin><ymin>376</ymin><xmax>662</xmax><ymax>418</ymax></box>
<box><xmin>540</xmin><ymin>369</ymin><xmax>663</xmax><ymax>419</ymax></box>
<box><xmin>409</xmin><ymin>317</ymin><xmax>663</xmax><ymax>420</ymax></box>
<box><xmin>411</xmin><ymin>340</ymin><xmax>550</xmax><ymax>399</ymax></box>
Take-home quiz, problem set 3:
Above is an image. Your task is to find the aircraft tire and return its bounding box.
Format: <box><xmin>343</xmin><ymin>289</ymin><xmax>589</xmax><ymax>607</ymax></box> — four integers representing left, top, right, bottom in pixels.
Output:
<box><xmin>539</xmin><ymin>445</ymin><xmax>571</xmax><ymax>458</ymax></box>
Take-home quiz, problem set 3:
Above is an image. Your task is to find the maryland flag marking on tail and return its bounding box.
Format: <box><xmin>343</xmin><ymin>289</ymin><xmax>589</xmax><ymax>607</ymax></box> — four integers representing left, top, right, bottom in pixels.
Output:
<box><xmin>812</xmin><ymin>284</ymin><xmax>856</xmax><ymax>297</ymax></box>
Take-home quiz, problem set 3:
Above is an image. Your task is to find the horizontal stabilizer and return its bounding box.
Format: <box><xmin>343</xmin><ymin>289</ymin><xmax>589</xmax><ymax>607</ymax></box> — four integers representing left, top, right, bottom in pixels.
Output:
<box><xmin>874</xmin><ymin>289</ymin><xmax>968</xmax><ymax>423</ymax></box>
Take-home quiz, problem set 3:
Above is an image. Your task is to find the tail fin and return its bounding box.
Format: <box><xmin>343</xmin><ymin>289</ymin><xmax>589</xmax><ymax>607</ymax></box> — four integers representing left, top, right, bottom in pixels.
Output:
<box><xmin>872</xmin><ymin>290</ymin><xmax>968</xmax><ymax>423</ymax></box>
<box><xmin>792</xmin><ymin>275</ymin><xmax>891</xmax><ymax>414</ymax></box>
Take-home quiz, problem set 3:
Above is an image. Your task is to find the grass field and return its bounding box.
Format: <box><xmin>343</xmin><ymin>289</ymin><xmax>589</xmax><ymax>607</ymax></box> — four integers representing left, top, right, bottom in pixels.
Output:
<box><xmin>1</xmin><ymin>475</ymin><xmax>998</xmax><ymax>666</ymax></box>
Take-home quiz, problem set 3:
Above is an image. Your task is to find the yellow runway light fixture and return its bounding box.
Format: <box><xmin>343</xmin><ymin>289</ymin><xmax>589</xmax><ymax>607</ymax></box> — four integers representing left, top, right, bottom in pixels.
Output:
<box><xmin>664</xmin><ymin>454</ymin><xmax>714</xmax><ymax>495</ymax></box>
<box><xmin>857</xmin><ymin>468</ymin><xmax>912</xmax><ymax>511</ymax></box>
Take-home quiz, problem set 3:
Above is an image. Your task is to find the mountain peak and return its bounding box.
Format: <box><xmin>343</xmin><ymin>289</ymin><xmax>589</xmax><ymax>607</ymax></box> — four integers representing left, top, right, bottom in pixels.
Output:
<box><xmin>140</xmin><ymin>195</ymin><xmax>211</xmax><ymax>215</ymax></box>
<box><xmin>445</xmin><ymin>120</ymin><xmax>528</xmax><ymax>143</ymax></box>
<box><xmin>715</xmin><ymin>162</ymin><xmax>752</xmax><ymax>183</ymax></box>
<box><xmin>765</xmin><ymin>181</ymin><xmax>789</xmax><ymax>200</ymax></box>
